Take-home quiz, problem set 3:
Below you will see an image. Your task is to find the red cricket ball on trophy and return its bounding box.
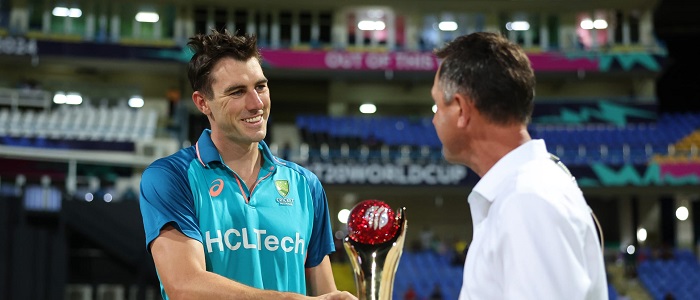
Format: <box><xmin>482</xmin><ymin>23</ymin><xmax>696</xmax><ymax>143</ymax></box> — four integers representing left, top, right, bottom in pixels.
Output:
<box><xmin>347</xmin><ymin>199</ymin><xmax>401</xmax><ymax>245</ymax></box>
<box><xmin>344</xmin><ymin>199</ymin><xmax>407</xmax><ymax>300</ymax></box>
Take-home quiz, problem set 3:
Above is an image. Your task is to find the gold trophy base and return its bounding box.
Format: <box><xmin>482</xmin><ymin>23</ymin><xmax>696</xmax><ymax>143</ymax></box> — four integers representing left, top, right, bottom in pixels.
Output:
<box><xmin>343</xmin><ymin>208</ymin><xmax>407</xmax><ymax>300</ymax></box>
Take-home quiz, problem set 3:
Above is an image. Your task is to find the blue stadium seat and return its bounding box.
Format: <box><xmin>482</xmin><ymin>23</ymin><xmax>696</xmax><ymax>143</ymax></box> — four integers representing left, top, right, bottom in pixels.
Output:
<box><xmin>295</xmin><ymin>112</ymin><xmax>700</xmax><ymax>164</ymax></box>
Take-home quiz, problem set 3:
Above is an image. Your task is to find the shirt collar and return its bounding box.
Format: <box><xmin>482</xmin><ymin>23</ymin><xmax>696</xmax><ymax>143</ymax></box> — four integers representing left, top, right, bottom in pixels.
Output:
<box><xmin>468</xmin><ymin>139</ymin><xmax>549</xmax><ymax>224</ymax></box>
<box><xmin>194</xmin><ymin>129</ymin><xmax>282</xmax><ymax>171</ymax></box>
<box><xmin>195</xmin><ymin>129</ymin><xmax>221</xmax><ymax>167</ymax></box>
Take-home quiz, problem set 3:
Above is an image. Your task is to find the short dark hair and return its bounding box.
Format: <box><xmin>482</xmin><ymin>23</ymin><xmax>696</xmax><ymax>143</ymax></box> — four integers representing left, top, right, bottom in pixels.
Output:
<box><xmin>187</xmin><ymin>29</ymin><xmax>262</xmax><ymax>99</ymax></box>
<box><xmin>434</xmin><ymin>32</ymin><xmax>535</xmax><ymax>125</ymax></box>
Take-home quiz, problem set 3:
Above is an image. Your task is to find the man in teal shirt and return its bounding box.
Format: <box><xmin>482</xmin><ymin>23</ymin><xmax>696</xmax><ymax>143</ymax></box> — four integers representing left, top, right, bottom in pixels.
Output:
<box><xmin>139</xmin><ymin>30</ymin><xmax>356</xmax><ymax>300</ymax></box>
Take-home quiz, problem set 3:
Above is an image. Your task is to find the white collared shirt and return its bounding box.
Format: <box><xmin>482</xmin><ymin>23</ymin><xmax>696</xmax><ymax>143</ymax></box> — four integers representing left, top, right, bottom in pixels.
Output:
<box><xmin>459</xmin><ymin>139</ymin><xmax>608</xmax><ymax>300</ymax></box>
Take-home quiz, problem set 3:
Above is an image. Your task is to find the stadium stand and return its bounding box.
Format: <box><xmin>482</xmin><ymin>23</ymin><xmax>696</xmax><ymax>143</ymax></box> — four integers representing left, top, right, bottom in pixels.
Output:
<box><xmin>638</xmin><ymin>249</ymin><xmax>700</xmax><ymax>300</ymax></box>
<box><xmin>296</xmin><ymin>112</ymin><xmax>700</xmax><ymax>165</ymax></box>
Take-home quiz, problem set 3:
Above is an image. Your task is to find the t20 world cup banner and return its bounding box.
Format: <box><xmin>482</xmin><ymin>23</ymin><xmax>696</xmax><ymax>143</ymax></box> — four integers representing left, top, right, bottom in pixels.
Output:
<box><xmin>305</xmin><ymin>162</ymin><xmax>472</xmax><ymax>186</ymax></box>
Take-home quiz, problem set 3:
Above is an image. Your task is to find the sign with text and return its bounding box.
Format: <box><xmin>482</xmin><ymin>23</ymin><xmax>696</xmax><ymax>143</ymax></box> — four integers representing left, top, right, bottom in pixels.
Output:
<box><xmin>306</xmin><ymin>162</ymin><xmax>472</xmax><ymax>186</ymax></box>
<box><xmin>261</xmin><ymin>50</ymin><xmax>439</xmax><ymax>71</ymax></box>
<box><xmin>260</xmin><ymin>50</ymin><xmax>607</xmax><ymax>72</ymax></box>
<box><xmin>28</xmin><ymin>39</ymin><xmax>666</xmax><ymax>73</ymax></box>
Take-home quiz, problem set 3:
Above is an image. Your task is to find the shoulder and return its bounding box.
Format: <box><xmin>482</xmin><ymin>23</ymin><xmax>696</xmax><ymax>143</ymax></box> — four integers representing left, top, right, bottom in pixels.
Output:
<box><xmin>140</xmin><ymin>148</ymin><xmax>198</xmax><ymax>209</ymax></box>
<box><xmin>142</xmin><ymin>147</ymin><xmax>197</xmax><ymax>184</ymax></box>
<box><xmin>494</xmin><ymin>158</ymin><xmax>588</xmax><ymax>223</ymax></box>
<box><xmin>148</xmin><ymin>147</ymin><xmax>197</xmax><ymax>171</ymax></box>
<box><xmin>513</xmin><ymin>158</ymin><xmax>582</xmax><ymax>199</ymax></box>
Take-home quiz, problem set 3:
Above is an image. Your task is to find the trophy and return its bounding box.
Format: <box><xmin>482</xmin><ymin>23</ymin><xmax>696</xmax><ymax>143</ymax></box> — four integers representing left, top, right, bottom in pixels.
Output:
<box><xmin>343</xmin><ymin>200</ymin><xmax>407</xmax><ymax>300</ymax></box>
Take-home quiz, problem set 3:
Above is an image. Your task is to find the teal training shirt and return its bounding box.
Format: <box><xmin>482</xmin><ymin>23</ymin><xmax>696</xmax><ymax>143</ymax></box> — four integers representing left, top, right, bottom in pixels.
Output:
<box><xmin>139</xmin><ymin>129</ymin><xmax>335</xmax><ymax>299</ymax></box>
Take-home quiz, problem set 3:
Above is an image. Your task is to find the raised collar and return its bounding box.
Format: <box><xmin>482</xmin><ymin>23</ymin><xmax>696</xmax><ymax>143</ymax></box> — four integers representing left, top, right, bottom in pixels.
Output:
<box><xmin>472</xmin><ymin>139</ymin><xmax>548</xmax><ymax>202</ymax></box>
<box><xmin>468</xmin><ymin>139</ymin><xmax>548</xmax><ymax>225</ymax></box>
<box><xmin>194</xmin><ymin>129</ymin><xmax>284</xmax><ymax>169</ymax></box>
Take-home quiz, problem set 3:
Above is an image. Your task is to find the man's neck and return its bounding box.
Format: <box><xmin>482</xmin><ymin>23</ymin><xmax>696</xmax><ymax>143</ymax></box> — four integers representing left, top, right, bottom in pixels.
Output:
<box><xmin>467</xmin><ymin>125</ymin><xmax>531</xmax><ymax>178</ymax></box>
<box><xmin>212</xmin><ymin>134</ymin><xmax>263</xmax><ymax>187</ymax></box>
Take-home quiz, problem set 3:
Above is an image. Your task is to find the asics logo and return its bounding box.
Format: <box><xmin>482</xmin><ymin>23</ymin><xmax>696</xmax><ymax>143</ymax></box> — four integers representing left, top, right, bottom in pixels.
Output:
<box><xmin>210</xmin><ymin>179</ymin><xmax>224</xmax><ymax>197</ymax></box>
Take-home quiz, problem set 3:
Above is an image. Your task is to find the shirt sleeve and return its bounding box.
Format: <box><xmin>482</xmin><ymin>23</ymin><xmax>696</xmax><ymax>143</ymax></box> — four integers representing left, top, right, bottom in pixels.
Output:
<box><xmin>139</xmin><ymin>163</ymin><xmax>202</xmax><ymax>250</ymax></box>
<box><xmin>303</xmin><ymin>170</ymin><xmax>335</xmax><ymax>268</ymax></box>
<box><xmin>497</xmin><ymin>191</ymin><xmax>594</xmax><ymax>300</ymax></box>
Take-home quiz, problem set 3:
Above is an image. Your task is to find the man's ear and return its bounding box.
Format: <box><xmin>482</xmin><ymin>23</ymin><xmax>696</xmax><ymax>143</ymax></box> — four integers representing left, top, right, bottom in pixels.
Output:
<box><xmin>192</xmin><ymin>91</ymin><xmax>210</xmax><ymax>115</ymax></box>
<box><xmin>453</xmin><ymin>93</ymin><xmax>473</xmax><ymax>128</ymax></box>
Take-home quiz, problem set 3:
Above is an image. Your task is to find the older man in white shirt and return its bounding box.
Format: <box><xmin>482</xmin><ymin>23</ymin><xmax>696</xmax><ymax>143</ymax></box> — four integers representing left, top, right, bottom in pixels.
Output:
<box><xmin>429</xmin><ymin>32</ymin><xmax>608</xmax><ymax>300</ymax></box>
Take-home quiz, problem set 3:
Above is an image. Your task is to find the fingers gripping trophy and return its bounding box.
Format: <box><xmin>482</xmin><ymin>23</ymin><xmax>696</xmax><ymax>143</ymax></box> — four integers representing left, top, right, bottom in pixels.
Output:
<box><xmin>343</xmin><ymin>200</ymin><xmax>407</xmax><ymax>300</ymax></box>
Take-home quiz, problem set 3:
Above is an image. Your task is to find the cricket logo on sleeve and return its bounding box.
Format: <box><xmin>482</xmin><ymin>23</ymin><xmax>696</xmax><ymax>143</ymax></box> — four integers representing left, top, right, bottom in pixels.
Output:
<box><xmin>274</xmin><ymin>180</ymin><xmax>294</xmax><ymax>206</ymax></box>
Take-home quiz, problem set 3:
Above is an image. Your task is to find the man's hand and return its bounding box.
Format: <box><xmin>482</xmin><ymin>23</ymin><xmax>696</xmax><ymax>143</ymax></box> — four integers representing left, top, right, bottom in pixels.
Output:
<box><xmin>312</xmin><ymin>291</ymin><xmax>358</xmax><ymax>300</ymax></box>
